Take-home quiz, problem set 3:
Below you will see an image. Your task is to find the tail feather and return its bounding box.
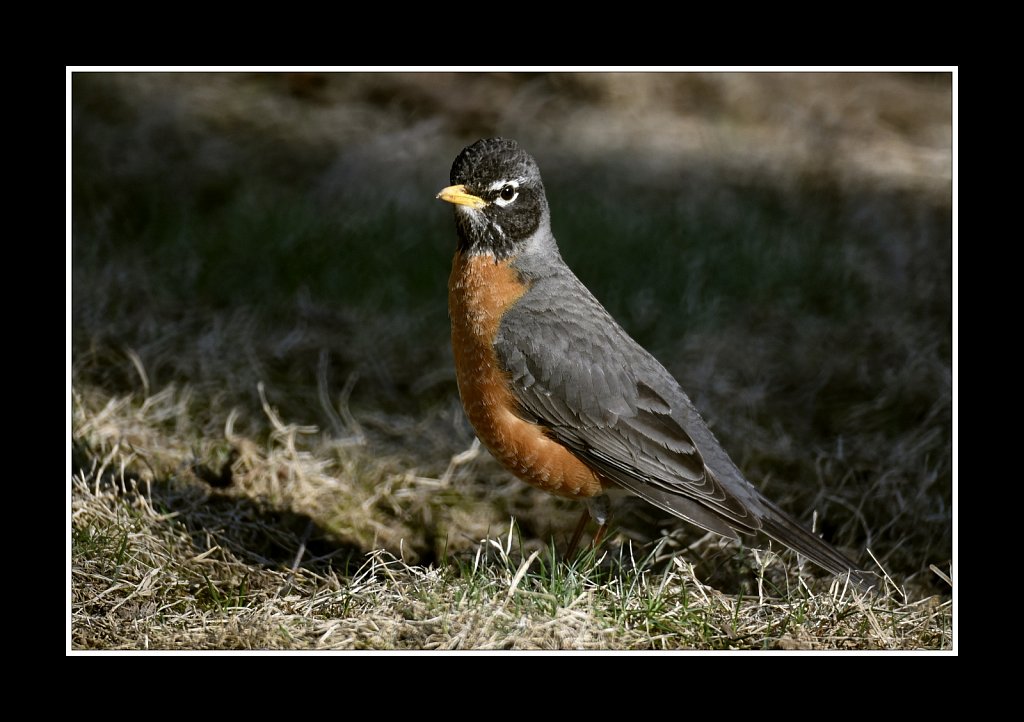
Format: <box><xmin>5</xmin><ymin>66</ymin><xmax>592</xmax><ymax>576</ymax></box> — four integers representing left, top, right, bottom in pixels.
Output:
<box><xmin>758</xmin><ymin>504</ymin><xmax>875</xmax><ymax>593</ymax></box>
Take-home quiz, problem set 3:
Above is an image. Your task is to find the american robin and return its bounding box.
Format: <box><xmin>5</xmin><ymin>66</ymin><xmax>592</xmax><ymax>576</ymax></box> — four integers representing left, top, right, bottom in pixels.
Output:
<box><xmin>437</xmin><ymin>138</ymin><xmax>871</xmax><ymax>591</ymax></box>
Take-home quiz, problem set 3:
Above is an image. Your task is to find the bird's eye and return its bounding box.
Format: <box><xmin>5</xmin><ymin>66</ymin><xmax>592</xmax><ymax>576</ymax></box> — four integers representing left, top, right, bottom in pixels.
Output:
<box><xmin>489</xmin><ymin>179</ymin><xmax>520</xmax><ymax>207</ymax></box>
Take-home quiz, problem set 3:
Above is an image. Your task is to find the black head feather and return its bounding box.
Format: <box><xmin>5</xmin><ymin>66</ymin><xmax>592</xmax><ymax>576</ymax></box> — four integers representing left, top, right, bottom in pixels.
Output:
<box><xmin>448</xmin><ymin>138</ymin><xmax>549</xmax><ymax>259</ymax></box>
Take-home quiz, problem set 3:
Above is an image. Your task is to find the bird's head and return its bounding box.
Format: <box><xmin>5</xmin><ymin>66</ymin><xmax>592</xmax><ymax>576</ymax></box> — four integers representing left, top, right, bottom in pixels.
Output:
<box><xmin>437</xmin><ymin>138</ymin><xmax>550</xmax><ymax>260</ymax></box>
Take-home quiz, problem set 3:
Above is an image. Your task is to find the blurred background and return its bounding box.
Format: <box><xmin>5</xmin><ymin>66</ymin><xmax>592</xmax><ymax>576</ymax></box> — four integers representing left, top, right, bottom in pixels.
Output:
<box><xmin>71</xmin><ymin>71</ymin><xmax>952</xmax><ymax>595</ymax></box>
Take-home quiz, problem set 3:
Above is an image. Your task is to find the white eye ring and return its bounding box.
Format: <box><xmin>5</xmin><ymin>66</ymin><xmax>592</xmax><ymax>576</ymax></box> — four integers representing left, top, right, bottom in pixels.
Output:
<box><xmin>490</xmin><ymin>180</ymin><xmax>520</xmax><ymax>207</ymax></box>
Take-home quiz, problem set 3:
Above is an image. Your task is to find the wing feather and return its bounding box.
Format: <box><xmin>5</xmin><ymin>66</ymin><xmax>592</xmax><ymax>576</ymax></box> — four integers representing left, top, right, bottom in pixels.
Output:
<box><xmin>496</xmin><ymin>273</ymin><xmax>757</xmax><ymax>528</ymax></box>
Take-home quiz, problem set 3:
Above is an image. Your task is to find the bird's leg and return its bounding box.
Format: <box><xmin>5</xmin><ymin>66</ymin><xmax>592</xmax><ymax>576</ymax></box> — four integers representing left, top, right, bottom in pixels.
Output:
<box><xmin>565</xmin><ymin>509</ymin><xmax>590</xmax><ymax>560</ymax></box>
<box><xmin>587</xmin><ymin>495</ymin><xmax>611</xmax><ymax>551</ymax></box>
<box><xmin>565</xmin><ymin>496</ymin><xmax>612</xmax><ymax>559</ymax></box>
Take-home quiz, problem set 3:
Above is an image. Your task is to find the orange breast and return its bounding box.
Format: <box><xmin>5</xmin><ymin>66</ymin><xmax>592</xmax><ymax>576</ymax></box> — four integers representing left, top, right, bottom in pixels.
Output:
<box><xmin>449</xmin><ymin>252</ymin><xmax>604</xmax><ymax>499</ymax></box>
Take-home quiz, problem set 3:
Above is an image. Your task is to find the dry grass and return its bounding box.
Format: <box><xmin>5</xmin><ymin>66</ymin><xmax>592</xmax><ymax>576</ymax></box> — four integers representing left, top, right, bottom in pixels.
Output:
<box><xmin>70</xmin><ymin>71</ymin><xmax>954</xmax><ymax>651</ymax></box>
<box><xmin>72</xmin><ymin>385</ymin><xmax>950</xmax><ymax>650</ymax></box>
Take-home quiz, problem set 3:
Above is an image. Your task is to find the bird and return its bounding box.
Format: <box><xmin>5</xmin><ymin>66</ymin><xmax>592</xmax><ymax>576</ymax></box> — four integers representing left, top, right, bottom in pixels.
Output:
<box><xmin>437</xmin><ymin>137</ymin><xmax>872</xmax><ymax>591</ymax></box>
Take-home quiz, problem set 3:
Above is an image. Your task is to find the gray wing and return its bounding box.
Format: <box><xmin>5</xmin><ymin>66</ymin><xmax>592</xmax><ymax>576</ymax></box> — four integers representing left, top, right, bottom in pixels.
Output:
<box><xmin>495</xmin><ymin>272</ymin><xmax>762</xmax><ymax>537</ymax></box>
<box><xmin>496</xmin><ymin>270</ymin><xmax>870</xmax><ymax>588</ymax></box>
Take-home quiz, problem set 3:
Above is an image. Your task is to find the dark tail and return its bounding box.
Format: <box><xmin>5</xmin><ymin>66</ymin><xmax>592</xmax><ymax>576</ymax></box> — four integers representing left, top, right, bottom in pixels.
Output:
<box><xmin>758</xmin><ymin>503</ymin><xmax>876</xmax><ymax>593</ymax></box>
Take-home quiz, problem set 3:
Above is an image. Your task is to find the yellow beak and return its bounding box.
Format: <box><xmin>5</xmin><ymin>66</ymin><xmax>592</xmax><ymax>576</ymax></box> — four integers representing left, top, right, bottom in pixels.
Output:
<box><xmin>436</xmin><ymin>184</ymin><xmax>487</xmax><ymax>210</ymax></box>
